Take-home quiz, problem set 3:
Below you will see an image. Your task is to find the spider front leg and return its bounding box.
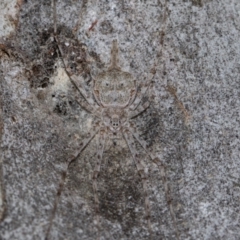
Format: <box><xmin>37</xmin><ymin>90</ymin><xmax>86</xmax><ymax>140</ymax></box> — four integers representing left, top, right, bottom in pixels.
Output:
<box><xmin>45</xmin><ymin>123</ymin><xmax>100</xmax><ymax>240</ymax></box>
<box><xmin>122</xmin><ymin>129</ymin><xmax>152</xmax><ymax>234</ymax></box>
<box><xmin>127</xmin><ymin>123</ymin><xmax>180</xmax><ymax>240</ymax></box>
<box><xmin>92</xmin><ymin>128</ymin><xmax>108</xmax><ymax>239</ymax></box>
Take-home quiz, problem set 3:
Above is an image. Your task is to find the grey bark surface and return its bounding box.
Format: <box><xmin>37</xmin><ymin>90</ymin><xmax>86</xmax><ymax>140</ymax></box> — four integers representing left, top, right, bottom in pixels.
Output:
<box><xmin>0</xmin><ymin>0</ymin><xmax>240</xmax><ymax>239</ymax></box>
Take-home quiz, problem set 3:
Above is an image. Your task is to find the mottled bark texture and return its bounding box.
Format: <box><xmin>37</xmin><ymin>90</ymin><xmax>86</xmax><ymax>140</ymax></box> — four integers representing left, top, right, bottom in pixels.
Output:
<box><xmin>0</xmin><ymin>0</ymin><xmax>239</xmax><ymax>239</ymax></box>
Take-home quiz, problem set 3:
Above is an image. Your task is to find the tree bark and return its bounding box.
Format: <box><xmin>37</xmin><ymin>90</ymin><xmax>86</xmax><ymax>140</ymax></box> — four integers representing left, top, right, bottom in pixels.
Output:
<box><xmin>0</xmin><ymin>0</ymin><xmax>239</xmax><ymax>239</ymax></box>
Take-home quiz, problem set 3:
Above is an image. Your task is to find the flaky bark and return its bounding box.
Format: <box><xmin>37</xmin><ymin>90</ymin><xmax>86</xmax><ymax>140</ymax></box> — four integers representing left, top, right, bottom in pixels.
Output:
<box><xmin>0</xmin><ymin>0</ymin><xmax>239</xmax><ymax>239</ymax></box>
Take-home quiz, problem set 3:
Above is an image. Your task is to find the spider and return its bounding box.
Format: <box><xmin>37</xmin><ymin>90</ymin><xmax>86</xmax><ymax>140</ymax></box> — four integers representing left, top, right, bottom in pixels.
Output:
<box><xmin>44</xmin><ymin>2</ymin><xmax>179</xmax><ymax>238</ymax></box>
<box><xmin>45</xmin><ymin>37</ymin><xmax>178</xmax><ymax>240</ymax></box>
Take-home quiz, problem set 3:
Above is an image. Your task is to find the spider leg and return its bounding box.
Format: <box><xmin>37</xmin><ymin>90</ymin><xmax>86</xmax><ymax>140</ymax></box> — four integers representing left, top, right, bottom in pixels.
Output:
<box><xmin>127</xmin><ymin>124</ymin><xmax>180</xmax><ymax>240</ymax></box>
<box><xmin>74</xmin><ymin>93</ymin><xmax>101</xmax><ymax>117</ymax></box>
<box><xmin>45</xmin><ymin>124</ymin><xmax>100</xmax><ymax>240</ymax></box>
<box><xmin>52</xmin><ymin>0</ymin><xmax>99</xmax><ymax>115</ymax></box>
<box><xmin>122</xmin><ymin>129</ymin><xmax>152</xmax><ymax>233</ymax></box>
<box><xmin>129</xmin><ymin>69</ymin><xmax>156</xmax><ymax>111</ymax></box>
<box><xmin>92</xmin><ymin>128</ymin><xmax>107</xmax><ymax>239</ymax></box>
<box><xmin>53</xmin><ymin>40</ymin><xmax>99</xmax><ymax>114</ymax></box>
<box><xmin>71</xmin><ymin>74</ymin><xmax>96</xmax><ymax>106</ymax></box>
<box><xmin>129</xmin><ymin>100</ymin><xmax>150</xmax><ymax>119</ymax></box>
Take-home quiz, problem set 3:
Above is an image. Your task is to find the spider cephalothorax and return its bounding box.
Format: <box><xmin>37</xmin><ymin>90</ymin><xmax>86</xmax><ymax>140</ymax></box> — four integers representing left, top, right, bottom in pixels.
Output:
<box><xmin>101</xmin><ymin>107</ymin><xmax>128</xmax><ymax>133</ymax></box>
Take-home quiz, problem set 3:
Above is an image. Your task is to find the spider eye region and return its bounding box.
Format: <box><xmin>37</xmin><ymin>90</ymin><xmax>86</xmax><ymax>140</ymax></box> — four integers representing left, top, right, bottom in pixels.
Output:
<box><xmin>103</xmin><ymin>109</ymin><xmax>128</xmax><ymax>131</ymax></box>
<box><xmin>105</xmin><ymin>81</ymin><xmax>110</xmax><ymax>87</ymax></box>
<box><xmin>111</xmin><ymin>115</ymin><xmax>120</xmax><ymax>129</ymax></box>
